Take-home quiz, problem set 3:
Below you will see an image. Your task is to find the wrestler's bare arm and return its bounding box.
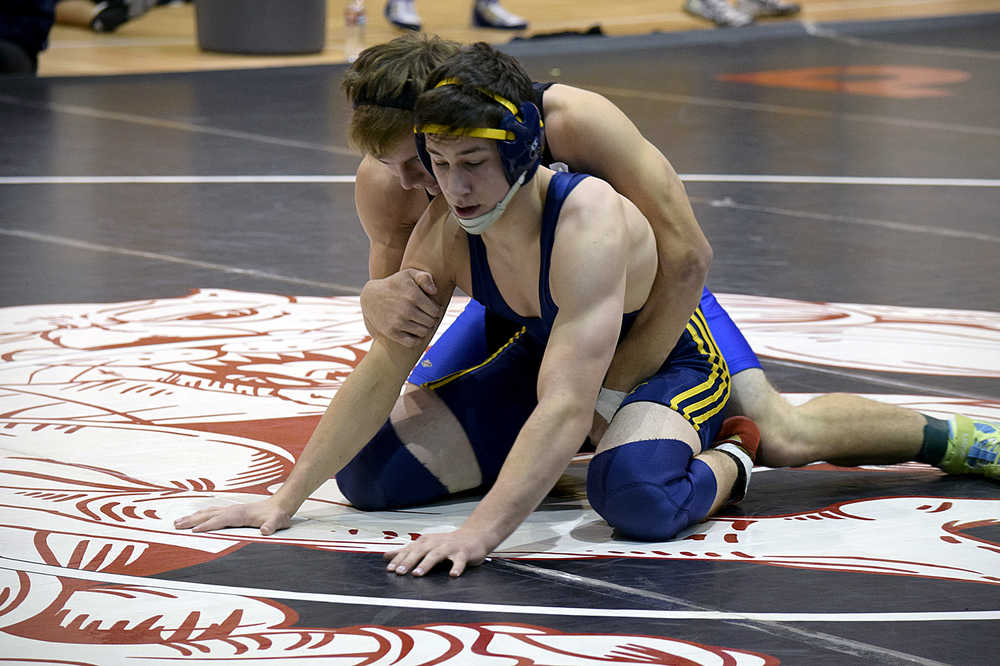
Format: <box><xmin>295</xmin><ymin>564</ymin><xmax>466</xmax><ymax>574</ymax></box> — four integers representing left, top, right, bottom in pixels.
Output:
<box><xmin>355</xmin><ymin>155</ymin><xmax>444</xmax><ymax>345</ymax></box>
<box><xmin>385</xmin><ymin>183</ymin><xmax>640</xmax><ymax>577</ymax></box>
<box><xmin>544</xmin><ymin>85</ymin><xmax>711</xmax><ymax>391</ymax></box>
<box><xmin>175</xmin><ymin>202</ymin><xmax>457</xmax><ymax>535</ymax></box>
<box><xmin>355</xmin><ymin>155</ymin><xmax>426</xmax><ymax>278</ymax></box>
<box><xmin>275</xmin><ymin>198</ymin><xmax>459</xmax><ymax>512</ymax></box>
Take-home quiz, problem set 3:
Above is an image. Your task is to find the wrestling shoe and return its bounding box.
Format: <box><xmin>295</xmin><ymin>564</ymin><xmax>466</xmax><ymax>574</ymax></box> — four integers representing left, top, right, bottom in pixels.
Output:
<box><xmin>739</xmin><ymin>0</ymin><xmax>801</xmax><ymax>17</ymax></box>
<box><xmin>473</xmin><ymin>0</ymin><xmax>528</xmax><ymax>30</ymax></box>
<box><xmin>713</xmin><ymin>416</ymin><xmax>760</xmax><ymax>503</ymax></box>
<box><xmin>939</xmin><ymin>415</ymin><xmax>1000</xmax><ymax>480</ymax></box>
<box><xmin>384</xmin><ymin>0</ymin><xmax>421</xmax><ymax>31</ymax></box>
<box><xmin>684</xmin><ymin>0</ymin><xmax>754</xmax><ymax>27</ymax></box>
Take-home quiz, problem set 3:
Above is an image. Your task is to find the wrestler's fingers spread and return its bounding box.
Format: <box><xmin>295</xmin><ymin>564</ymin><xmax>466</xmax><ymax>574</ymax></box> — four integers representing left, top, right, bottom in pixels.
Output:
<box><xmin>390</xmin><ymin>547</ymin><xmax>425</xmax><ymax>574</ymax></box>
<box><xmin>173</xmin><ymin>515</ymin><xmax>194</xmax><ymax>529</ymax></box>
<box><xmin>412</xmin><ymin>551</ymin><xmax>445</xmax><ymax>577</ymax></box>
<box><xmin>174</xmin><ymin>507</ymin><xmax>219</xmax><ymax>529</ymax></box>
<box><xmin>190</xmin><ymin>511</ymin><xmax>238</xmax><ymax>533</ymax></box>
<box><xmin>385</xmin><ymin>550</ymin><xmax>408</xmax><ymax>572</ymax></box>
<box><xmin>449</xmin><ymin>553</ymin><xmax>468</xmax><ymax>578</ymax></box>
<box><xmin>260</xmin><ymin>519</ymin><xmax>280</xmax><ymax>536</ymax></box>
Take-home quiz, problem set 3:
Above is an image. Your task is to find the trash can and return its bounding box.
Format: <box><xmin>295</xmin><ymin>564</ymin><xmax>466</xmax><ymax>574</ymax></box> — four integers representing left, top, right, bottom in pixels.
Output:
<box><xmin>195</xmin><ymin>0</ymin><xmax>326</xmax><ymax>55</ymax></box>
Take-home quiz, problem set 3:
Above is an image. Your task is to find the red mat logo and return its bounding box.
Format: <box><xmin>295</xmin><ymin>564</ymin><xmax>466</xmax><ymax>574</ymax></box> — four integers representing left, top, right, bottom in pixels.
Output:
<box><xmin>1</xmin><ymin>289</ymin><xmax>997</xmax><ymax>662</ymax></box>
<box><xmin>717</xmin><ymin>66</ymin><xmax>971</xmax><ymax>99</ymax></box>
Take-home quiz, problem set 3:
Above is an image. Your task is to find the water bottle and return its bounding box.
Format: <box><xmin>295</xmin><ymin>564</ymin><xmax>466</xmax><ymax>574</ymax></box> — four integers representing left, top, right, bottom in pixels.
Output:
<box><xmin>344</xmin><ymin>0</ymin><xmax>367</xmax><ymax>63</ymax></box>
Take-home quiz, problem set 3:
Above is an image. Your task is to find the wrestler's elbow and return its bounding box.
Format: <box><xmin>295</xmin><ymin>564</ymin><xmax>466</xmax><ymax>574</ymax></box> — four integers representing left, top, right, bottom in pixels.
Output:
<box><xmin>660</xmin><ymin>239</ymin><xmax>711</xmax><ymax>298</ymax></box>
<box><xmin>540</xmin><ymin>386</ymin><xmax>597</xmax><ymax>434</ymax></box>
<box><xmin>680</xmin><ymin>234</ymin><xmax>713</xmax><ymax>285</ymax></box>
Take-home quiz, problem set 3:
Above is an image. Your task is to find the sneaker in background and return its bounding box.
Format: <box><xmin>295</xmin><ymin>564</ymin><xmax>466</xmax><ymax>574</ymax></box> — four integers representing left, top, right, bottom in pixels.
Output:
<box><xmin>384</xmin><ymin>0</ymin><xmax>421</xmax><ymax>31</ymax></box>
<box><xmin>473</xmin><ymin>0</ymin><xmax>528</xmax><ymax>30</ymax></box>
<box><xmin>684</xmin><ymin>0</ymin><xmax>754</xmax><ymax>27</ymax></box>
<box><xmin>90</xmin><ymin>0</ymin><xmax>156</xmax><ymax>33</ymax></box>
<box><xmin>740</xmin><ymin>0</ymin><xmax>801</xmax><ymax>17</ymax></box>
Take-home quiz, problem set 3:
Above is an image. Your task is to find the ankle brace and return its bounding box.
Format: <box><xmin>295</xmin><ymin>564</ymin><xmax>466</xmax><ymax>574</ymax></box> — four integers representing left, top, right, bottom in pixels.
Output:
<box><xmin>918</xmin><ymin>415</ymin><xmax>949</xmax><ymax>466</ymax></box>
<box><xmin>715</xmin><ymin>442</ymin><xmax>752</xmax><ymax>503</ymax></box>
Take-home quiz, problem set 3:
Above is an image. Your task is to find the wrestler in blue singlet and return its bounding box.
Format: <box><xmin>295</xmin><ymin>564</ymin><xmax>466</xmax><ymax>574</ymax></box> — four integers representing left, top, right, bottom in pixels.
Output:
<box><xmin>467</xmin><ymin>171</ymin><xmax>637</xmax><ymax>342</ymax></box>
<box><xmin>458</xmin><ymin>170</ymin><xmax>731</xmax><ymax>445</ymax></box>
<box><xmin>408</xmin><ymin>81</ymin><xmax>760</xmax><ymax>389</ymax></box>
<box><xmin>339</xmin><ymin>170</ymin><xmax>735</xmax><ymax>542</ymax></box>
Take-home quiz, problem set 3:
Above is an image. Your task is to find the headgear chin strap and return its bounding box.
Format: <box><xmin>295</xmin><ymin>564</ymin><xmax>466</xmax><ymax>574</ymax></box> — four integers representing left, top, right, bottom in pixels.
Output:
<box><xmin>454</xmin><ymin>172</ymin><xmax>525</xmax><ymax>235</ymax></box>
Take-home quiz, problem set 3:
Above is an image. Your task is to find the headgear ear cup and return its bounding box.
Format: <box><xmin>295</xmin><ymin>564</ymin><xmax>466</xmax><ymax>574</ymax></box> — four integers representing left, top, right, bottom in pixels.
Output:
<box><xmin>497</xmin><ymin>101</ymin><xmax>544</xmax><ymax>185</ymax></box>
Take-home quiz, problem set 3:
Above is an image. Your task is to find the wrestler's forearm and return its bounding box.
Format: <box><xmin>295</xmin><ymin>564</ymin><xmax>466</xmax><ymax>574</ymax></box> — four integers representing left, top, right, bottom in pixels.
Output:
<box><xmin>601</xmin><ymin>144</ymin><xmax>712</xmax><ymax>391</ymax></box>
<box><xmin>604</xmin><ymin>262</ymin><xmax>706</xmax><ymax>391</ymax></box>
<box><xmin>462</xmin><ymin>399</ymin><xmax>592</xmax><ymax>547</ymax></box>
<box><xmin>272</xmin><ymin>343</ymin><xmax>412</xmax><ymax>513</ymax></box>
<box><xmin>604</xmin><ymin>211</ymin><xmax>710</xmax><ymax>390</ymax></box>
<box><xmin>368</xmin><ymin>241</ymin><xmax>406</xmax><ymax>280</ymax></box>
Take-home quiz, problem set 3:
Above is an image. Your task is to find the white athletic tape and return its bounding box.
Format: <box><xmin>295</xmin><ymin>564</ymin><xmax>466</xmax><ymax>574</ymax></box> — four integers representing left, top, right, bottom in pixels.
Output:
<box><xmin>596</xmin><ymin>387</ymin><xmax>627</xmax><ymax>423</ymax></box>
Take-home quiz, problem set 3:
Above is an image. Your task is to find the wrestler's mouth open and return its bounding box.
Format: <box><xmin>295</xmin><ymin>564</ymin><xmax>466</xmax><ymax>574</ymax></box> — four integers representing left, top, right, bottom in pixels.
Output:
<box><xmin>453</xmin><ymin>205</ymin><xmax>480</xmax><ymax>218</ymax></box>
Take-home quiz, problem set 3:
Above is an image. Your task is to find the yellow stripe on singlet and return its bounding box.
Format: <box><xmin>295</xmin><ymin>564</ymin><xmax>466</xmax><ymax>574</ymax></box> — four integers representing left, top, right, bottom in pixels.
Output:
<box><xmin>668</xmin><ymin>308</ymin><xmax>731</xmax><ymax>430</ymax></box>
<box><xmin>421</xmin><ymin>326</ymin><xmax>529</xmax><ymax>391</ymax></box>
<box><xmin>684</xmin><ymin>309</ymin><xmax>731</xmax><ymax>423</ymax></box>
<box><xmin>687</xmin><ymin>310</ymin><xmax>731</xmax><ymax>426</ymax></box>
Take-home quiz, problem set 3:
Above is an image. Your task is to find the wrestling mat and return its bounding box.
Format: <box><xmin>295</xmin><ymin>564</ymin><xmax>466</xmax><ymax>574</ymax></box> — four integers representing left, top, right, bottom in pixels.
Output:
<box><xmin>1</xmin><ymin>289</ymin><xmax>997</xmax><ymax>664</ymax></box>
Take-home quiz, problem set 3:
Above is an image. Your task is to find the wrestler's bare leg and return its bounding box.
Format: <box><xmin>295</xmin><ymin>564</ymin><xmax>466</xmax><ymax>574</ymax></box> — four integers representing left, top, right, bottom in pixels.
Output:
<box><xmin>391</xmin><ymin>382</ymin><xmax>483</xmax><ymax>492</ymax></box>
<box><xmin>727</xmin><ymin>368</ymin><xmax>925</xmax><ymax>468</ymax></box>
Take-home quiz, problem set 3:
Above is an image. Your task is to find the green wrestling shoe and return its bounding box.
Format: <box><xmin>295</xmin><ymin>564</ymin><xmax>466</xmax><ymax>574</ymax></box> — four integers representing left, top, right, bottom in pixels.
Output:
<box><xmin>939</xmin><ymin>414</ymin><xmax>1000</xmax><ymax>480</ymax></box>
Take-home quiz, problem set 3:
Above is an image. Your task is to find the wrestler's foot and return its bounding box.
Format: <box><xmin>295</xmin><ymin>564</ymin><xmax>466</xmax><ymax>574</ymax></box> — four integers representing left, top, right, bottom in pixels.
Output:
<box><xmin>714</xmin><ymin>416</ymin><xmax>760</xmax><ymax>502</ymax></box>
<box><xmin>385</xmin><ymin>0</ymin><xmax>421</xmax><ymax>31</ymax></box>
<box><xmin>472</xmin><ymin>0</ymin><xmax>528</xmax><ymax>30</ymax></box>
<box><xmin>939</xmin><ymin>415</ymin><xmax>1000</xmax><ymax>480</ymax></box>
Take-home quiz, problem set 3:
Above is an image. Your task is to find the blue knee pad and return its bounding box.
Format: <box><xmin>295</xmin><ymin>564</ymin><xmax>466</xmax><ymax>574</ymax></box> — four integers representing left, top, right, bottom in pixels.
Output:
<box><xmin>336</xmin><ymin>420</ymin><xmax>448</xmax><ymax>511</ymax></box>
<box><xmin>587</xmin><ymin>438</ymin><xmax>717</xmax><ymax>541</ymax></box>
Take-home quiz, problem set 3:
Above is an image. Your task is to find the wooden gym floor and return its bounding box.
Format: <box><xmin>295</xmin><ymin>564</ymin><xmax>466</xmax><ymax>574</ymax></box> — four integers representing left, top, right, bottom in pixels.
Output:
<box><xmin>36</xmin><ymin>0</ymin><xmax>1000</xmax><ymax>76</ymax></box>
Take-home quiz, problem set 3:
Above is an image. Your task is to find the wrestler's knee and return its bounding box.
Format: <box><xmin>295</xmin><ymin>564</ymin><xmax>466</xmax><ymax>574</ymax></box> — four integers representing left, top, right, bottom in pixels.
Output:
<box><xmin>336</xmin><ymin>420</ymin><xmax>448</xmax><ymax>511</ymax></box>
<box><xmin>730</xmin><ymin>369</ymin><xmax>813</xmax><ymax>468</ymax></box>
<box><xmin>586</xmin><ymin>439</ymin><xmax>716</xmax><ymax>541</ymax></box>
<box><xmin>753</xmin><ymin>407</ymin><xmax>813</xmax><ymax>467</ymax></box>
<box><xmin>754</xmin><ymin>400</ymin><xmax>844</xmax><ymax>468</ymax></box>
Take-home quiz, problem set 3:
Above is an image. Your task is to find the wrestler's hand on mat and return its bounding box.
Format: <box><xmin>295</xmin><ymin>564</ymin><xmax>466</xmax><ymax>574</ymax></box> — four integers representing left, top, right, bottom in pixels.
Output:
<box><xmin>384</xmin><ymin>528</ymin><xmax>491</xmax><ymax>577</ymax></box>
<box><xmin>173</xmin><ymin>499</ymin><xmax>291</xmax><ymax>536</ymax></box>
<box><xmin>361</xmin><ymin>268</ymin><xmax>442</xmax><ymax>347</ymax></box>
